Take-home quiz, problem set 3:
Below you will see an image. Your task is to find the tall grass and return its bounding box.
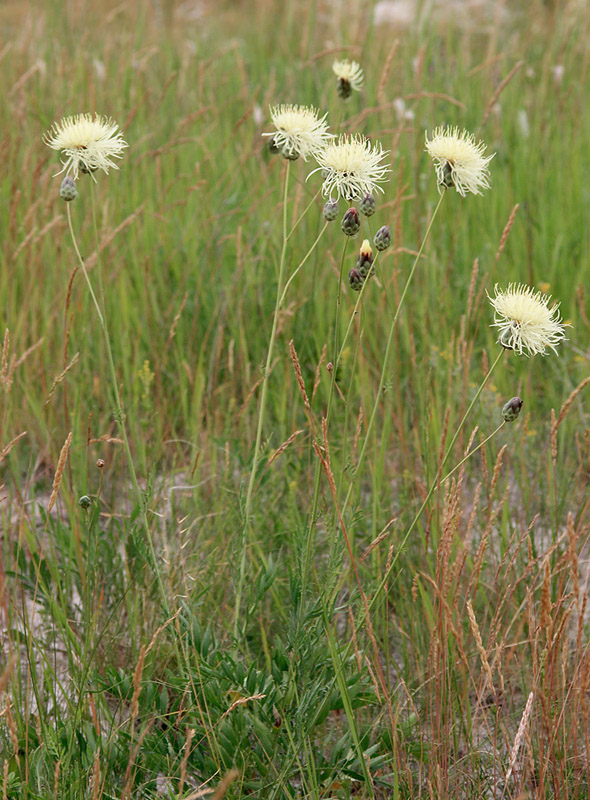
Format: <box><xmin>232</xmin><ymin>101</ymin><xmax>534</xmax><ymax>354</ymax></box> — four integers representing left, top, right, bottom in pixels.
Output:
<box><xmin>1</xmin><ymin>0</ymin><xmax>589</xmax><ymax>798</ymax></box>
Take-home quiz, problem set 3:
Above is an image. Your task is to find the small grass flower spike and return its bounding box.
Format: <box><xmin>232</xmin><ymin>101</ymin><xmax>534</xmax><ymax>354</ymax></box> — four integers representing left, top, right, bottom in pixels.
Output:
<box><xmin>489</xmin><ymin>283</ymin><xmax>568</xmax><ymax>356</ymax></box>
<box><xmin>263</xmin><ymin>104</ymin><xmax>333</xmax><ymax>161</ymax></box>
<box><xmin>332</xmin><ymin>59</ymin><xmax>364</xmax><ymax>99</ymax></box>
<box><xmin>425</xmin><ymin>126</ymin><xmax>494</xmax><ymax>196</ymax></box>
<box><xmin>310</xmin><ymin>134</ymin><xmax>389</xmax><ymax>201</ymax></box>
<box><xmin>44</xmin><ymin>113</ymin><xmax>128</xmax><ymax>180</ymax></box>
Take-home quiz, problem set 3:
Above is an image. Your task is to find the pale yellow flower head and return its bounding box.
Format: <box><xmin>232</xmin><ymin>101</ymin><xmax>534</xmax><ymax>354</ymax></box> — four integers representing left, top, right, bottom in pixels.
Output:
<box><xmin>425</xmin><ymin>126</ymin><xmax>494</xmax><ymax>196</ymax></box>
<box><xmin>332</xmin><ymin>59</ymin><xmax>364</xmax><ymax>94</ymax></box>
<box><xmin>263</xmin><ymin>104</ymin><xmax>333</xmax><ymax>161</ymax></box>
<box><xmin>44</xmin><ymin>113</ymin><xmax>128</xmax><ymax>180</ymax></box>
<box><xmin>309</xmin><ymin>134</ymin><xmax>389</xmax><ymax>201</ymax></box>
<box><xmin>489</xmin><ymin>283</ymin><xmax>568</xmax><ymax>356</ymax></box>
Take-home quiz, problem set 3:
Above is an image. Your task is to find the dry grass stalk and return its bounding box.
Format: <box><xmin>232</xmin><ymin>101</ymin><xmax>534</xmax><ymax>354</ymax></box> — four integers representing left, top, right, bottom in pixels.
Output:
<box><xmin>218</xmin><ymin>693</ymin><xmax>266</xmax><ymax>725</ymax></box>
<box><xmin>0</xmin><ymin>431</ymin><xmax>27</xmax><ymax>465</ymax></box>
<box><xmin>147</xmin><ymin>608</ymin><xmax>182</xmax><ymax>655</ymax></box>
<box><xmin>421</xmin><ymin>574</ymin><xmax>470</xmax><ymax>670</ymax></box>
<box><xmin>311</xmin><ymin>343</ymin><xmax>327</xmax><ymax>402</ymax></box>
<box><xmin>13</xmin><ymin>337</ymin><xmax>44</xmax><ymax>370</ymax></box>
<box><xmin>53</xmin><ymin>759</ymin><xmax>61</xmax><ymax>800</ymax></box>
<box><xmin>130</xmin><ymin>645</ymin><xmax>146</xmax><ymax>724</ymax></box>
<box><xmin>551</xmin><ymin>407</ymin><xmax>558</xmax><ymax>465</ymax></box>
<box><xmin>552</xmin><ymin>375</ymin><xmax>590</xmax><ymax>432</ymax></box>
<box><xmin>0</xmin><ymin>329</ymin><xmax>9</xmax><ymax>390</ymax></box>
<box><xmin>237</xmin><ymin>357</ymin><xmax>278</xmax><ymax>421</ymax></box>
<box><xmin>540</xmin><ymin>560</ymin><xmax>553</xmax><ymax>642</ymax></box>
<box><xmin>122</xmin><ymin>718</ymin><xmax>154</xmax><ymax>800</ymax></box>
<box><xmin>481</xmin><ymin>61</ymin><xmax>524</xmax><ymax>127</ymax></box>
<box><xmin>351</xmin><ymin>404</ymin><xmax>363</xmax><ymax>467</ymax></box>
<box><xmin>3</xmin><ymin>759</ymin><xmax>8</xmax><ymax>800</ymax></box>
<box><xmin>494</xmin><ymin>204</ymin><xmax>520</xmax><ymax>266</ymax></box>
<box><xmin>90</xmin><ymin>750</ymin><xmax>101</xmax><ymax>800</ymax></box>
<box><xmin>505</xmin><ymin>691</ymin><xmax>534</xmax><ymax>783</ymax></box>
<box><xmin>44</xmin><ymin>352</ymin><xmax>80</xmax><ymax>406</ymax></box>
<box><xmin>47</xmin><ymin>431</ymin><xmax>73</xmax><ymax>512</ymax></box>
<box><xmin>466</xmin><ymin>600</ymin><xmax>494</xmax><ymax>691</ymax></box>
<box><xmin>377</xmin><ymin>39</ymin><xmax>399</xmax><ymax>106</ymax></box>
<box><xmin>466</xmin><ymin>258</ymin><xmax>479</xmax><ymax>321</ymax></box>
<box><xmin>267</xmin><ymin>429</ymin><xmax>304</xmax><ymax>466</ymax></box>
<box><xmin>178</xmin><ymin>727</ymin><xmax>195</xmax><ymax>798</ymax></box>
<box><xmin>85</xmin><ymin>206</ymin><xmax>144</xmax><ymax>270</ymax></box>
<box><xmin>164</xmin><ymin>290</ymin><xmax>188</xmax><ymax>358</ymax></box>
<box><xmin>288</xmin><ymin>339</ymin><xmax>310</xmax><ymax>412</ymax></box>
<box><xmin>361</xmin><ymin>515</ymin><xmax>397</xmax><ymax>561</ymax></box>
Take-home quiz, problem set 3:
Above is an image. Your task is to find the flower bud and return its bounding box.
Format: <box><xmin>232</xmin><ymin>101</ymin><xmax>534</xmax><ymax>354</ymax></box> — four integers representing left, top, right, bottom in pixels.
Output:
<box><xmin>78</xmin><ymin>495</ymin><xmax>92</xmax><ymax>509</ymax></box>
<box><xmin>268</xmin><ymin>135</ymin><xmax>281</xmax><ymax>155</ymax></box>
<box><xmin>322</xmin><ymin>198</ymin><xmax>339</xmax><ymax>222</ymax></box>
<box><xmin>502</xmin><ymin>396</ymin><xmax>523</xmax><ymax>422</ymax></box>
<box><xmin>360</xmin><ymin>193</ymin><xmax>376</xmax><ymax>217</ymax></box>
<box><xmin>96</xmin><ymin>458</ymin><xmax>105</xmax><ymax>469</ymax></box>
<box><xmin>341</xmin><ymin>207</ymin><xmax>360</xmax><ymax>236</ymax></box>
<box><xmin>374</xmin><ymin>225</ymin><xmax>391</xmax><ymax>251</ymax></box>
<box><xmin>349</xmin><ymin>268</ymin><xmax>364</xmax><ymax>292</ymax></box>
<box><xmin>282</xmin><ymin>147</ymin><xmax>299</xmax><ymax>161</ymax></box>
<box><xmin>356</xmin><ymin>239</ymin><xmax>374</xmax><ymax>278</ymax></box>
<box><xmin>337</xmin><ymin>77</ymin><xmax>352</xmax><ymax>100</ymax></box>
<box><xmin>59</xmin><ymin>176</ymin><xmax>78</xmax><ymax>202</ymax></box>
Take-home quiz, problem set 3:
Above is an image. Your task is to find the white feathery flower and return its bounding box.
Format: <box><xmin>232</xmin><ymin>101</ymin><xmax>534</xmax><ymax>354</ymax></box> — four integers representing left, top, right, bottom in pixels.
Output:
<box><xmin>44</xmin><ymin>113</ymin><xmax>128</xmax><ymax>180</ymax></box>
<box><xmin>263</xmin><ymin>104</ymin><xmax>333</xmax><ymax>161</ymax></box>
<box><xmin>309</xmin><ymin>134</ymin><xmax>390</xmax><ymax>201</ymax></box>
<box><xmin>332</xmin><ymin>59</ymin><xmax>364</xmax><ymax>94</ymax></box>
<box><xmin>425</xmin><ymin>126</ymin><xmax>494</xmax><ymax>196</ymax></box>
<box><xmin>489</xmin><ymin>283</ymin><xmax>568</xmax><ymax>356</ymax></box>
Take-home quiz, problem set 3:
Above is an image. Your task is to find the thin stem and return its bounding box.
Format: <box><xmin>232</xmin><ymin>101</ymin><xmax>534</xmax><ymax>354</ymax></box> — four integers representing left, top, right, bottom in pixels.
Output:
<box><xmin>357</xmin><ymin>346</ymin><xmax>506</xmax><ymax>630</ymax></box>
<box><xmin>66</xmin><ymin>199</ymin><xmax>170</xmax><ymax>618</ymax></box>
<box><xmin>440</xmin><ymin>421</ymin><xmax>506</xmax><ymax>486</ymax></box>
<box><xmin>233</xmin><ymin>161</ymin><xmax>291</xmax><ymax>639</ymax></box>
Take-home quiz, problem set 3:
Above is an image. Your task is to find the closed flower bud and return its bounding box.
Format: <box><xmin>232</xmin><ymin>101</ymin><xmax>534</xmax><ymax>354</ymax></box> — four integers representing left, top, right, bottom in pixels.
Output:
<box><xmin>323</xmin><ymin>197</ymin><xmax>339</xmax><ymax>221</ymax></box>
<box><xmin>349</xmin><ymin>268</ymin><xmax>364</xmax><ymax>291</ymax></box>
<box><xmin>374</xmin><ymin>224</ymin><xmax>391</xmax><ymax>251</ymax></box>
<box><xmin>502</xmin><ymin>396</ymin><xmax>523</xmax><ymax>422</ymax></box>
<box><xmin>341</xmin><ymin>207</ymin><xmax>360</xmax><ymax>236</ymax></box>
<box><xmin>59</xmin><ymin>176</ymin><xmax>78</xmax><ymax>202</ymax></box>
<box><xmin>78</xmin><ymin>495</ymin><xmax>92</xmax><ymax>509</ymax></box>
<box><xmin>268</xmin><ymin>135</ymin><xmax>281</xmax><ymax>154</ymax></box>
<box><xmin>360</xmin><ymin>192</ymin><xmax>376</xmax><ymax>216</ymax></box>
<box><xmin>282</xmin><ymin>146</ymin><xmax>299</xmax><ymax>161</ymax></box>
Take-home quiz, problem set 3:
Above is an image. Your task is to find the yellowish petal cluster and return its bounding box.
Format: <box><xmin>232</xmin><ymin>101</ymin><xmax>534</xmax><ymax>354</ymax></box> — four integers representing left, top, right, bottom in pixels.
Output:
<box><xmin>263</xmin><ymin>104</ymin><xmax>333</xmax><ymax>161</ymax></box>
<box><xmin>44</xmin><ymin>113</ymin><xmax>128</xmax><ymax>180</ymax></box>
<box><xmin>425</xmin><ymin>126</ymin><xmax>494</xmax><ymax>196</ymax></box>
<box><xmin>309</xmin><ymin>134</ymin><xmax>389</xmax><ymax>201</ymax></box>
<box><xmin>489</xmin><ymin>283</ymin><xmax>568</xmax><ymax>356</ymax></box>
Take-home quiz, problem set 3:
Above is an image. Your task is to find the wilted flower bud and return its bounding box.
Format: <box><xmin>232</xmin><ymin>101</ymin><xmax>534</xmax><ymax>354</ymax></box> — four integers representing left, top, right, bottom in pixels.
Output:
<box><xmin>337</xmin><ymin>77</ymin><xmax>352</xmax><ymax>100</ymax></box>
<box><xmin>268</xmin><ymin>135</ymin><xmax>281</xmax><ymax>155</ymax></box>
<box><xmin>349</xmin><ymin>268</ymin><xmax>364</xmax><ymax>292</ymax></box>
<box><xmin>78</xmin><ymin>495</ymin><xmax>92</xmax><ymax>509</ymax></box>
<box><xmin>356</xmin><ymin>239</ymin><xmax>374</xmax><ymax>278</ymax></box>
<box><xmin>360</xmin><ymin>193</ymin><xmax>376</xmax><ymax>217</ymax></box>
<box><xmin>374</xmin><ymin>225</ymin><xmax>391</xmax><ymax>251</ymax></box>
<box><xmin>341</xmin><ymin>207</ymin><xmax>360</xmax><ymax>236</ymax></box>
<box><xmin>323</xmin><ymin>198</ymin><xmax>339</xmax><ymax>222</ymax></box>
<box><xmin>59</xmin><ymin>176</ymin><xmax>78</xmax><ymax>202</ymax></box>
<box><xmin>502</xmin><ymin>396</ymin><xmax>523</xmax><ymax>422</ymax></box>
<box><xmin>96</xmin><ymin>458</ymin><xmax>105</xmax><ymax>469</ymax></box>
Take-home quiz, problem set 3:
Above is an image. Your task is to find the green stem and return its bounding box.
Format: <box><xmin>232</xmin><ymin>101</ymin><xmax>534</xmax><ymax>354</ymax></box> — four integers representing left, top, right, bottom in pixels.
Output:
<box><xmin>357</xmin><ymin>346</ymin><xmax>506</xmax><ymax>630</ymax></box>
<box><xmin>233</xmin><ymin>161</ymin><xmax>291</xmax><ymax>639</ymax></box>
<box><xmin>66</xmin><ymin>199</ymin><xmax>170</xmax><ymax>618</ymax></box>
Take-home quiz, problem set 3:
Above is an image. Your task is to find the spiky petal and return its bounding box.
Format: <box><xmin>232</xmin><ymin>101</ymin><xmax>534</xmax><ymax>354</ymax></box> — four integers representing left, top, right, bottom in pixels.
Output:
<box><xmin>489</xmin><ymin>283</ymin><xmax>568</xmax><ymax>356</ymax></box>
<box><xmin>44</xmin><ymin>113</ymin><xmax>128</xmax><ymax>180</ymax></box>
<box><xmin>425</xmin><ymin>126</ymin><xmax>494</xmax><ymax>196</ymax></box>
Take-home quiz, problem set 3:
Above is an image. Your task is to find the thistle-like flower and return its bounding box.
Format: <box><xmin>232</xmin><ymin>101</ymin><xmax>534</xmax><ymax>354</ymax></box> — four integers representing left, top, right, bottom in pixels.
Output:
<box><xmin>332</xmin><ymin>59</ymin><xmax>364</xmax><ymax>99</ymax></box>
<box><xmin>44</xmin><ymin>113</ymin><xmax>128</xmax><ymax>180</ymax></box>
<box><xmin>489</xmin><ymin>283</ymin><xmax>568</xmax><ymax>356</ymax></box>
<box><xmin>425</xmin><ymin>126</ymin><xmax>494</xmax><ymax>196</ymax></box>
<box><xmin>309</xmin><ymin>134</ymin><xmax>389</xmax><ymax>201</ymax></box>
<box><xmin>263</xmin><ymin>105</ymin><xmax>333</xmax><ymax>161</ymax></box>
